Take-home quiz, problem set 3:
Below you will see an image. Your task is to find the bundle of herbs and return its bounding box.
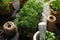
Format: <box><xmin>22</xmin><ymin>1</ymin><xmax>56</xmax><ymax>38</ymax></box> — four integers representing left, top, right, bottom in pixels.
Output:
<box><xmin>46</xmin><ymin>31</ymin><xmax>57</xmax><ymax>40</ymax></box>
<box><xmin>16</xmin><ymin>0</ymin><xmax>43</xmax><ymax>35</ymax></box>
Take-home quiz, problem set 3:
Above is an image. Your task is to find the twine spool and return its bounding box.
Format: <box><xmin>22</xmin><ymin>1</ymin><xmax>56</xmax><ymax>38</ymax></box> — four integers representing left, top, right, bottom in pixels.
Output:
<box><xmin>47</xmin><ymin>15</ymin><xmax>56</xmax><ymax>32</ymax></box>
<box><xmin>3</xmin><ymin>21</ymin><xmax>17</xmax><ymax>36</ymax></box>
<box><xmin>50</xmin><ymin>7</ymin><xmax>60</xmax><ymax>23</ymax></box>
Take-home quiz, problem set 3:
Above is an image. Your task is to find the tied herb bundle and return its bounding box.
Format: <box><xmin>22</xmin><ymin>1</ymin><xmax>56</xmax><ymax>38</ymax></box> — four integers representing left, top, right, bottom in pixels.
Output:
<box><xmin>16</xmin><ymin>0</ymin><xmax>43</xmax><ymax>35</ymax></box>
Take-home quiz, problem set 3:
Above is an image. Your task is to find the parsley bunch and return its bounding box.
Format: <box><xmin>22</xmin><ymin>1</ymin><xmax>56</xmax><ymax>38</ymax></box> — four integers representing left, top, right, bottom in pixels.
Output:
<box><xmin>16</xmin><ymin>0</ymin><xmax>43</xmax><ymax>35</ymax></box>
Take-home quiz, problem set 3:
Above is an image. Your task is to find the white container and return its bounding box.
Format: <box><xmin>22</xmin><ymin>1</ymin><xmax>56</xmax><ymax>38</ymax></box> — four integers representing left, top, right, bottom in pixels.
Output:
<box><xmin>38</xmin><ymin>22</ymin><xmax>46</xmax><ymax>40</ymax></box>
<box><xmin>33</xmin><ymin>31</ymin><xmax>40</xmax><ymax>40</ymax></box>
<box><xmin>33</xmin><ymin>22</ymin><xmax>46</xmax><ymax>40</ymax></box>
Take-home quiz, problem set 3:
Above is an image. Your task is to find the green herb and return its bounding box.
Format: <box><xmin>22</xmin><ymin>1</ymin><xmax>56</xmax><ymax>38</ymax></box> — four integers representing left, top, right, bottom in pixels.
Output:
<box><xmin>51</xmin><ymin>0</ymin><xmax>60</xmax><ymax>11</ymax></box>
<box><xmin>15</xmin><ymin>0</ymin><xmax>43</xmax><ymax>35</ymax></box>
<box><xmin>46</xmin><ymin>31</ymin><xmax>56</xmax><ymax>40</ymax></box>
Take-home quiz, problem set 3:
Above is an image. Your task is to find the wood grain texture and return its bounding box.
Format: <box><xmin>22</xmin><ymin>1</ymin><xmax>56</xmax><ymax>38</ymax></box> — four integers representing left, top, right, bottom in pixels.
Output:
<box><xmin>47</xmin><ymin>15</ymin><xmax>56</xmax><ymax>32</ymax></box>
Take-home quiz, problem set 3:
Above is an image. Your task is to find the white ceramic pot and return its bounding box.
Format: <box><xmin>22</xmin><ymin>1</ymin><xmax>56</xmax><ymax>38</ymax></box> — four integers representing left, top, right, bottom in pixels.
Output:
<box><xmin>33</xmin><ymin>31</ymin><xmax>40</xmax><ymax>40</ymax></box>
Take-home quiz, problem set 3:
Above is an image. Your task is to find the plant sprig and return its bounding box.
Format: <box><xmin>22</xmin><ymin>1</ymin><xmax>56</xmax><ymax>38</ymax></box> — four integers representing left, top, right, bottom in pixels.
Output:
<box><xmin>51</xmin><ymin>0</ymin><xmax>60</xmax><ymax>11</ymax></box>
<box><xmin>46</xmin><ymin>31</ymin><xmax>56</xmax><ymax>40</ymax></box>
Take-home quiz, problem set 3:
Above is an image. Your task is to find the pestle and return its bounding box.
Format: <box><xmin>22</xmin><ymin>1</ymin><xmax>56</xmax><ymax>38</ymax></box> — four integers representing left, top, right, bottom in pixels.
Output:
<box><xmin>38</xmin><ymin>22</ymin><xmax>46</xmax><ymax>40</ymax></box>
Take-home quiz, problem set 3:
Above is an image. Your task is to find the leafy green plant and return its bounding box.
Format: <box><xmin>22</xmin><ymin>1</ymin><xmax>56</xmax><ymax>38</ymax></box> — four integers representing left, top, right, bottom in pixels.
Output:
<box><xmin>46</xmin><ymin>31</ymin><xmax>56</xmax><ymax>40</ymax></box>
<box><xmin>51</xmin><ymin>0</ymin><xmax>60</xmax><ymax>11</ymax></box>
<box><xmin>16</xmin><ymin>0</ymin><xmax>43</xmax><ymax>35</ymax></box>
